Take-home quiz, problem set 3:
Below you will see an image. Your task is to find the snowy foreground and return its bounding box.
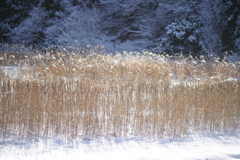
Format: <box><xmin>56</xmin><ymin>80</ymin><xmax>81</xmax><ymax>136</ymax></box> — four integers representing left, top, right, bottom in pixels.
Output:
<box><xmin>0</xmin><ymin>133</ymin><xmax>240</xmax><ymax>160</ymax></box>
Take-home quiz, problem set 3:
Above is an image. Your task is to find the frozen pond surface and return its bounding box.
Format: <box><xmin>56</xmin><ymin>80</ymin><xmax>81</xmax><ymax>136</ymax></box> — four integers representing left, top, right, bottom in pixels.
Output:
<box><xmin>0</xmin><ymin>133</ymin><xmax>240</xmax><ymax>160</ymax></box>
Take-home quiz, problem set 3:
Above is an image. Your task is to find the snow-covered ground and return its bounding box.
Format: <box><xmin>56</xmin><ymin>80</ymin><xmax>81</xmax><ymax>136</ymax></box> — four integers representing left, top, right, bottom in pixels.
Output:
<box><xmin>0</xmin><ymin>132</ymin><xmax>240</xmax><ymax>160</ymax></box>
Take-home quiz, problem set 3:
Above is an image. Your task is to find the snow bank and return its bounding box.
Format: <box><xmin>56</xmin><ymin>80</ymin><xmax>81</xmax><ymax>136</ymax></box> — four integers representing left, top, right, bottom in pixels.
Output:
<box><xmin>0</xmin><ymin>133</ymin><xmax>239</xmax><ymax>160</ymax></box>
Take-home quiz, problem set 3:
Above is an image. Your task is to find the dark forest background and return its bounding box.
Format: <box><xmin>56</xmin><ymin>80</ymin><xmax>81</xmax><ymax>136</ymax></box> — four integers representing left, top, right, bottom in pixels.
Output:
<box><xmin>1</xmin><ymin>0</ymin><xmax>240</xmax><ymax>56</ymax></box>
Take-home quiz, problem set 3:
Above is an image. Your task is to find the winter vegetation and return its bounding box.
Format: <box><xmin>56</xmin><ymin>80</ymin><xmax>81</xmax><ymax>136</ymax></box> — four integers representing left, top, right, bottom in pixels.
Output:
<box><xmin>0</xmin><ymin>48</ymin><xmax>239</xmax><ymax>140</ymax></box>
<box><xmin>1</xmin><ymin>0</ymin><xmax>240</xmax><ymax>55</ymax></box>
<box><xmin>1</xmin><ymin>1</ymin><xmax>240</xmax><ymax>159</ymax></box>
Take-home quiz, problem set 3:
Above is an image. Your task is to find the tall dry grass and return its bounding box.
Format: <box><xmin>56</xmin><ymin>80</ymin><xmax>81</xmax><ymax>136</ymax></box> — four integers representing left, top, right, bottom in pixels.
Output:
<box><xmin>0</xmin><ymin>50</ymin><xmax>240</xmax><ymax>140</ymax></box>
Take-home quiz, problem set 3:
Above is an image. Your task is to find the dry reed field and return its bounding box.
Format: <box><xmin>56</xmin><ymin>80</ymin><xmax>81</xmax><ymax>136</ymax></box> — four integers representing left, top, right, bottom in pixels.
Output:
<box><xmin>0</xmin><ymin>49</ymin><xmax>240</xmax><ymax>140</ymax></box>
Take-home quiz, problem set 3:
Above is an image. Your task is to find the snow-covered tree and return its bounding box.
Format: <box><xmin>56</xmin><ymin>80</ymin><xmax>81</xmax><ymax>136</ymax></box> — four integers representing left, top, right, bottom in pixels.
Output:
<box><xmin>153</xmin><ymin>0</ymin><xmax>201</xmax><ymax>54</ymax></box>
<box><xmin>0</xmin><ymin>0</ymin><xmax>40</xmax><ymax>42</ymax></box>
<box><xmin>6</xmin><ymin>0</ymin><xmax>72</xmax><ymax>46</ymax></box>
<box><xmin>51</xmin><ymin>6</ymin><xmax>107</xmax><ymax>47</ymax></box>
<box><xmin>99</xmin><ymin>0</ymin><xmax>158</xmax><ymax>49</ymax></box>
<box><xmin>222</xmin><ymin>0</ymin><xmax>240</xmax><ymax>53</ymax></box>
<box><xmin>1</xmin><ymin>0</ymin><xmax>239</xmax><ymax>55</ymax></box>
<box><xmin>235</xmin><ymin>15</ymin><xmax>240</xmax><ymax>53</ymax></box>
<box><xmin>197</xmin><ymin>0</ymin><xmax>225</xmax><ymax>54</ymax></box>
<box><xmin>7</xmin><ymin>7</ymin><xmax>46</xmax><ymax>45</ymax></box>
<box><xmin>72</xmin><ymin>0</ymin><xmax>100</xmax><ymax>8</ymax></box>
<box><xmin>163</xmin><ymin>17</ymin><xmax>200</xmax><ymax>54</ymax></box>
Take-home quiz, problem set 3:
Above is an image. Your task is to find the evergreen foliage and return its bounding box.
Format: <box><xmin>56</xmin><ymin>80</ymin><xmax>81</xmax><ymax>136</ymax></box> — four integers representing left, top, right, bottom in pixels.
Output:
<box><xmin>0</xmin><ymin>0</ymin><xmax>239</xmax><ymax>55</ymax></box>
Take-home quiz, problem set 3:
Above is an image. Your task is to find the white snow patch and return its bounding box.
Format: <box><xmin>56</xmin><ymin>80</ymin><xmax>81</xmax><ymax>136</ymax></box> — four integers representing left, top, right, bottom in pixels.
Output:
<box><xmin>0</xmin><ymin>133</ymin><xmax>239</xmax><ymax>160</ymax></box>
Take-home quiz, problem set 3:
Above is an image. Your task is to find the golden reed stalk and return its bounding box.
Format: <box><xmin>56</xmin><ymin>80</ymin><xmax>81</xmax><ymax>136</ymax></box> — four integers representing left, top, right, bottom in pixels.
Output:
<box><xmin>0</xmin><ymin>50</ymin><xmax>239</xmax><ymax>140</ymax></box>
